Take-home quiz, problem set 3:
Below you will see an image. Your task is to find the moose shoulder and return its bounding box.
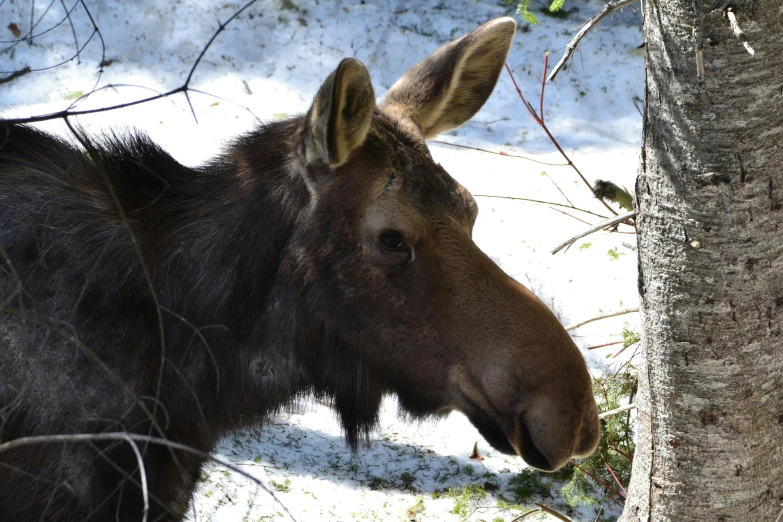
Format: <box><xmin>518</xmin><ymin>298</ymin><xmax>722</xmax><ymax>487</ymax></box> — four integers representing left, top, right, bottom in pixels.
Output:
<box><xmin>0</xmin><ymin>18</ymin><xmax>599</xmax><ymax>521</ymax></box>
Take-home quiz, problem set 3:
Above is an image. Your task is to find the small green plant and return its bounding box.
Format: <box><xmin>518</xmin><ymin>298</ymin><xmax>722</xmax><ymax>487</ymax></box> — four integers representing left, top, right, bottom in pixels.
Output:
<box><xmin>446</xmin><ymin>484</ymin><xmax>488</xmax><ymax>520</ymax></box>
<box><xmin>579</xmin><ymin>242</ymin><xmax>592</xmax><ymax>251</ymax></box>
<box><xmin>406</xmin><ymin>496</ymin><xmax>426</xmax><ymax>519</ymax></box>
<box><xmin>607</xmin><ymin>247</ymin><xmax>626</xmax><ymax>261</ymax></box>
<box><xmin>507</xmin><ymin>468</ymin><xmax>553</xmax><ymax>504</ymax></box>
<box><xmin>509</xmin><ymin>0</ymin><xmax>570</xmax><ymax>24</ymax></box>
<box><xmin>269</xmin><ymin>478</ymin><xmax>291</xmax><ymax>493</ymax></box>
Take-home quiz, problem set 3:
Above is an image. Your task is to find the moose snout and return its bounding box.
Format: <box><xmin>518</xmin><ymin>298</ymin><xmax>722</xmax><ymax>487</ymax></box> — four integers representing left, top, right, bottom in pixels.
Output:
<box><xmin>518</xmin><ymin>390</ymin><xmax>601</xmax><ymax>471</ymax></box>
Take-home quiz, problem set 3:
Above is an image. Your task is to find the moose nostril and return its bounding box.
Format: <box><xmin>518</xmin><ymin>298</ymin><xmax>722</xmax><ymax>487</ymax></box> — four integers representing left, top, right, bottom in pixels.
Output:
<box><xmin>519</xmin><ymin>416</ymin><xmax>553</xmax><ymax>471</ymax></box>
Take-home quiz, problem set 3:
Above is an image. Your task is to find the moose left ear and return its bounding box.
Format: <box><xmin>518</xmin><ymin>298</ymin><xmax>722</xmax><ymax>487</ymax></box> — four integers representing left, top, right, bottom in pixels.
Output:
<box><xmin>305</xmin><ymin>58</ymin><xmax>376</xmax><ymax>168</ymax></box>
<box><xmin>381</xmin><ymin>18</ymin><xmax>516</xmax><ymax>139</ymax></box>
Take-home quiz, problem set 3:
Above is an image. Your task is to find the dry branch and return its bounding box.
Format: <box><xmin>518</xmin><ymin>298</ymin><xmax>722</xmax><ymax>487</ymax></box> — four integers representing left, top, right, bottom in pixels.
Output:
<box><xmin>565</xmin><ymin>307</ymin><xmax>639</xmax><ymax>331</ymax></box>
<box><xmin>551</xmin><ymin>210</ymin><xmax>637</xmax><ymax>254</ymax></box>
<box><xmin>599</xmin><ymin>403</ymin><xmax>636</xmax><ymax>419</ymax></box>
<box><xmin>547</xmin><ymin>0</ymin><xmax>640</xmax><ymax>83</ymax></box>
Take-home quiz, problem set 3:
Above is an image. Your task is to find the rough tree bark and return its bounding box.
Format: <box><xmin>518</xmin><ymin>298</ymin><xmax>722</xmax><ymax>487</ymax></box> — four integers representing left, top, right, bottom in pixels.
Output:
<box><xmin>620</xmin><ymin>1</ymin><xmax>783</xmax><ymax>521</ymax></box>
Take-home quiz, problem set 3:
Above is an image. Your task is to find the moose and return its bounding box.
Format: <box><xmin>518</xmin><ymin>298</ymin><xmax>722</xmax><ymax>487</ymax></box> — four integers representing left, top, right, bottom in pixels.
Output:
<box><xmin>0</xmin><ymin>17</ymin><xmax>599</xmax><ymax>521</ymax></box>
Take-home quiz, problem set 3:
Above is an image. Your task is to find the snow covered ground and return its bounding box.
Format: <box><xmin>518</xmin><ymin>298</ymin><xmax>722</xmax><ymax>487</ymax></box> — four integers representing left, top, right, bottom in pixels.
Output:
<box><xmin>1</xmin><ymin>0</ymin><xmax>643</xmax><ymax>520</ymax></box>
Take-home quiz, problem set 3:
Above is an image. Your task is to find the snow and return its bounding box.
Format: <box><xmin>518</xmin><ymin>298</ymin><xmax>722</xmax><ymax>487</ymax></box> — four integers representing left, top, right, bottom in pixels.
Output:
<box><xmin>0</xmin><ymin>0</ymin><xmax>643</xmax><ymax>520</ymax></box>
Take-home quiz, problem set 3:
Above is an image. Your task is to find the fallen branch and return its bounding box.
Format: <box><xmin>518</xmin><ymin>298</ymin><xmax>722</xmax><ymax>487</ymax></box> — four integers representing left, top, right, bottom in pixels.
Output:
<box><xmin>510</xmin><ymin>508</ymin><xmax>541</xmax><ymax>522</ymax></box>
<box><xmin>599</xmin><ymin>403</ymin><xmax>636</xmax><ymax>419</ymax></box>
<box><xmin>0</xmin><ymin>66</ymin><xmax>31</xmax><ymax>85</ymax></box>
<box><xmin>535</xmin><ymin>503</ymin><xmax>573</xmax><ymax>522</ymax></box>
<box><xmin>548</xmin><ymin>0</ymin><xmax>640</xmax><ymax>83</ymax></box>
<box><xmin>551</xmin><ymin>210</ymin><xmax>637</xmax><ymax>254</ymax></box>
<box><xmin>565</xmin><ymin>307</ymin><xmax>639</xmax><ymax>331</ymax></box>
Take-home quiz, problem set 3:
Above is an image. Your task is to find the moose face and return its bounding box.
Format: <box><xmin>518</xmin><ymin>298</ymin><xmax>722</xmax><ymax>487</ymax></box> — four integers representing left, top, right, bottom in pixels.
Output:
<box><xmin>289</xmin><ymin>18</ymin><xmax>599</xmax><ymax>471</ymax></box>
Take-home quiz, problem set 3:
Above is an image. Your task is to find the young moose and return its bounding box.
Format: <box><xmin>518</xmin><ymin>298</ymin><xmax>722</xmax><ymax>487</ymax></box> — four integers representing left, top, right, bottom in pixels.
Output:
<box><xmin>0</xmin><ymin>18</ymin><xmax>599</xmax><ymax>521</ymax></box>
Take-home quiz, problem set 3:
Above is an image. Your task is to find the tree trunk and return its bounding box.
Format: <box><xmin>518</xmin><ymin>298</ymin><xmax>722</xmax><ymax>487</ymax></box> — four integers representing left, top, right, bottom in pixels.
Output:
<box><xmin>621</xmin><ymin>1</ymin><xmax>783</xmax><ymax>520</ymax></box>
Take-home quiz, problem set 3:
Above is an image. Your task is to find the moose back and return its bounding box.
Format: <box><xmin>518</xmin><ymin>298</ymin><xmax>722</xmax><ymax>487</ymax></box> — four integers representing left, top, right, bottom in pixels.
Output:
<box><xmin>0</xmin><ymin>18</ymin><xmax>599</xmax><ymax>521</ymax></box>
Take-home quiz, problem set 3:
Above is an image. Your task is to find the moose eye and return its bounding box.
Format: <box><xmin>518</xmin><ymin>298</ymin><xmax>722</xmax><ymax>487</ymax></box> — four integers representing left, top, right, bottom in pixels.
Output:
<box><xmin>379</xmin><ymin>231</ymin><xmax>408</xmax><ymax>252</ymax></box>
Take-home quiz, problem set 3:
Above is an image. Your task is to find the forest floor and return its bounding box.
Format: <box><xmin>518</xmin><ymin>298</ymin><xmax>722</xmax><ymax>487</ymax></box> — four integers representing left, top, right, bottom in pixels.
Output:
<box><xmin>0</xmin><ymin>0</ymin><xmax>643</xmax><ymax>520</ymax></box>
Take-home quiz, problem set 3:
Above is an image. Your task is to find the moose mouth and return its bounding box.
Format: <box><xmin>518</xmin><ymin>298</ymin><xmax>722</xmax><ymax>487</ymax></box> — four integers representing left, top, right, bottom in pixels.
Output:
<box><xmin>460</xmin><ymin>394</ymin><xmax>553</xmax><ymax>471</ymax></box>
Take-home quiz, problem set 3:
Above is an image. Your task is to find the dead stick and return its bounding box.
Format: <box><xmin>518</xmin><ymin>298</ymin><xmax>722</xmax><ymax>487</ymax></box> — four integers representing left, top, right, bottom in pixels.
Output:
<box><xmin>599</xmin><ymin>403</ymin><xmax>636</xmax><ymax>419</ymax></box>
<box><xmin>430</xmin><ymin>140</ymin><xmax>569</xmax><ymax>167</ymax></box>
<box><xmin>510</xmin><ymin>508</ymin><xmax>541</xmax><ymax>522</ymax></box>
<box><xmin>548</xmin><ymin>0</ymin><xmax>639</xmax><ymax>83</ymax></box>
<box><xmin>565</xmin><ymin>307</ymin><xmax>639</xmax><ymax>331</ymax></box>
<box><xmin>551</xmin><ymin>210</ymin><xmax>637</xmax><ymax>254</ymax></box>
<box><xmin>535</xmin><ymin>503</ymin><xmax>573</xmax><ymax>522</ymax></box>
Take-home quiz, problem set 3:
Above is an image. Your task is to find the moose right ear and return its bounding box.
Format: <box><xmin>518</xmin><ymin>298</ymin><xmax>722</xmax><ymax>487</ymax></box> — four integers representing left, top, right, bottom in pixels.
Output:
<box><xmin>304</xmin><ymin>58</ymin><xmax>375</xmax><ymax>168</ymax></box>
<box><xmin>381</xmin><ymin>18</ymin><xmax>516</xmax><ymax>139</ymax></box>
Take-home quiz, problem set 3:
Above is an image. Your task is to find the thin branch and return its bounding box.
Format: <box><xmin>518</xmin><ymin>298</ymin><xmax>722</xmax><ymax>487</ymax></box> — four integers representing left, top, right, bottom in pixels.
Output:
<box><xmin>122</xmin><ymin>435</ymin><xmax>149</xmax><ymax>522</ymax></box>
<box><xmin>570</xmin><ymin>461</ymin><xmax>625</xmax><ymax>504</ymax></box>
<box><xmin>565</xmin><ymin>307</ymin><xmax>639</xmax><ymax>331</ymax></box>
<box><xmin>535</xmin><ymin>503</ymin><xmax>573</xmax><ymax>522</ymax></box>
<box><xmin>601</xmin><ymin>454</ymin><xmax>628</xmax><ymax>496</ymax></box>
<box><xmin>599</xmin><ymin>403</ymin><xmax>636</xmax><ymax>419</ymax></box>
<box><xmin>429</xmin><ymin>140</ymin><xmax>569</xmax><ymax>166</ymax></box>
<box><xmin>587</xmin><ymin>340</ymin><xmax>623</xmax><ymax>350</ymax></box>
<box><xmin>547</xmin><ymin>0</ymin><xmax>640</xmax><ymax>83</ymax></box>
<box><xmin>0</xmin><ymin>66</ymin><xmax>31</xmax><ymax>85</ymax></box>
<box><xmin>0</xmin><ymin>432</ymin><xmax>298</xmax><ymax>522</ymax></box>
<box><xmin>551</xmin><ymin>210</ymin><xmax>637</xmax><ymax>254</ymax></box>
<box><xmin>549</xmin><ymin>206</ymin><xmax>593</xmax><ymax>226</ymax></box>
<box><xmin>472</xmin><ymin>194</ymin><xmax>612</xmax><ymax>220</ymax></box>
<box><xmin>510</xmin><ymin>508</ymin><xmax>542</xmax><ymax>522</ymax></box>
<box><xmin>504</xmin><ymin>62</ymin><xmax>619</xmax><ymax>216</ymax></box>
<box><xmin>0</xmin><ymin>0</ymin><xmax>258</xmax><ymax>126</ymax></box>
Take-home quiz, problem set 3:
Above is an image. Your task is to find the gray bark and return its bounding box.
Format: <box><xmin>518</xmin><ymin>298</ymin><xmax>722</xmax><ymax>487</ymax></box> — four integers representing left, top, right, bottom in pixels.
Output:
<box><xmin>621</xmin><ymin>1</ymin><xmax>783</xmax><ymax>520</ymax></box>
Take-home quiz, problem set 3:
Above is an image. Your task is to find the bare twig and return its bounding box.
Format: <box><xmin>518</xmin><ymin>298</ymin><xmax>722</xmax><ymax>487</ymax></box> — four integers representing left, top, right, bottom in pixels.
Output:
<box><xmin>565</xmin><ymin>307</ymin><xmax>639</xmax><ymax>331</ymax></box>
<box><xmin>599</xmin><ymin>403</ymin><xmax>636</xmax><ymax>419</ymax></box>
<box><xmin>0</xmin><ymin>66</ymin><xmax>31</xmax><ymax>85</ymax></box>
<box><xmin>505</xmin><ymin>62</ymin><xmax>619</xmax><ymax>216</ymax></box>
<box><xmin>547</xmin><ymin>0</ymin><xmax>640</xmax><ymax>83</ymax></box>
<box><xmin>430</xmin><ymin>140</ymin><xmax>569</xmax><ymax>166</ymax></box>
<box><xmin>535</xmin><ymin>503</ymin><xmax>573</xmax><ymax>522</ymax></box>
<box><xmin>549</xmin><ymin>206</ymin><xmax>593</xmax><ymax>226</ymax></box>
<box><xmin>122</xmin><ymin>435</ymin><xmax>149</xmax><ymax>522</ymax></box>
<box><xmin>570</xmin><ymin>460</ymin><xmax>626</xmax><ymax>504</ymax></box>
<box><xmin>510</xmin><ymin>508</ymin><xmax>542</xmax><ymax>521</ymax></box>
<box><xmin>0</xmin><ymin>0</ymin><xmax>259</xmax><ymax>125</ymax></box>
<box><xmin>601</xmin><ymin>453</ymin><xmax>628</xmax><ymax>496</ymax></box>
<box><xmin>0</xmin><ymin>432</ymin><xmax>298</xmax><ymax>522</ymax></box>
<box><xmin>551</xmin><ymin>210</ymin><xmax>637</xmax><ymax>254</ymax></box>
<box><xmin>588</xmin><ymin>340</ymin><xmax>623</xmax><ymax>350</ymax></box>
<box><xmin>473</xmin><ymin>194</ymin><xmax>611</xmax><ymax>220</ymax></box>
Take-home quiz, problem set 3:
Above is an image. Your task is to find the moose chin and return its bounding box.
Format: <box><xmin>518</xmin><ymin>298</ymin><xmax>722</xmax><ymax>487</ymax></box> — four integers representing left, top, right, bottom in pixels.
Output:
<box><xmin>0</xmin><ymin>17</ymin><xmax>598</xmax><ymax>521</ymax></box>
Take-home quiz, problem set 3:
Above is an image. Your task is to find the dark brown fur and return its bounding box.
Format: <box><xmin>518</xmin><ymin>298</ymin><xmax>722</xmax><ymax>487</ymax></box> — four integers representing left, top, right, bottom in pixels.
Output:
<box><xmin>0</xmin><ymin>19</ymin><xmax>598</xmax><ymax>521</ymax></box>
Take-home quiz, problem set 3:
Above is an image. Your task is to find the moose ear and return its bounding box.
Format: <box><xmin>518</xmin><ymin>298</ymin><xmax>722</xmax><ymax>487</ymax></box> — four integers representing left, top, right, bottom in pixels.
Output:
<box><xmin>305</xmin><ymin>58</ymin><xmax>375</xmax><ymax>167</ymax></box>
<box><xmin>381</xmin><ymin>18</ymin><xmax>516</xmax><ymax>139</ymax></box>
